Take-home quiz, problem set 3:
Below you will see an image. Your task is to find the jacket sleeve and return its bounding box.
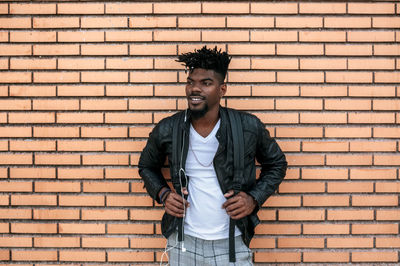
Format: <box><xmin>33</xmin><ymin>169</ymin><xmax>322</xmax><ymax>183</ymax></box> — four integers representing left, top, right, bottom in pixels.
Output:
<box><xmin>247</xmin><ymin>119</ymin><xmax>287</xmax><ymax>208</ymax></box>
<box><xmin>138</xmin><ymin>123</ymin><xmax>169</xmax><ymax>204</ymax></box>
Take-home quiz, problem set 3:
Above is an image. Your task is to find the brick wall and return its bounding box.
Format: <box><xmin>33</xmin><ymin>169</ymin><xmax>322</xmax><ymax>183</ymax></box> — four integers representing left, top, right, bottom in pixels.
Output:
<box><xmin>0</xmin><ymin>1</ymin><xmax>399</xmax><ymax>264</ymax></box>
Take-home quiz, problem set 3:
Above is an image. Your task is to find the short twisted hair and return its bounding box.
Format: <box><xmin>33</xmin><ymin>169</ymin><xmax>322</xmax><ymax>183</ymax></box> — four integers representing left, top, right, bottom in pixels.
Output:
<box><xmin>177</xmin><ymin>46</ymin><xmax>231</xmax><ymax>81</ymax></box>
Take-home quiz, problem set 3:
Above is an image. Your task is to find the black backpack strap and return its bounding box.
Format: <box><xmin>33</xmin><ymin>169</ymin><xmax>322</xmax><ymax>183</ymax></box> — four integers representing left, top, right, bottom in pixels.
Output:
<box><xmin>227</xmin><ymin>108</ymin><xmax>244</xmax><ymax>262</ymax></box>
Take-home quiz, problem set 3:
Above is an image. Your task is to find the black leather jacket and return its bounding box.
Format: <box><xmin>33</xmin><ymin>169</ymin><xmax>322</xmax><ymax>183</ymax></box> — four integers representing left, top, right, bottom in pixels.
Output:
<box><xmin>138</xmin><ymin>107</ymin><xmax>287</xmax><ymax>246</ymax></box>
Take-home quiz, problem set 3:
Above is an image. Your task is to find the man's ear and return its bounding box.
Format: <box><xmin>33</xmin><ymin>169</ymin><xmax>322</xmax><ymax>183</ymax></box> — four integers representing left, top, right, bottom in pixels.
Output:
<box><xmin>219</xmin><ymin>83</ymin><xmax>227</xmax><ymax>97</ymax></box>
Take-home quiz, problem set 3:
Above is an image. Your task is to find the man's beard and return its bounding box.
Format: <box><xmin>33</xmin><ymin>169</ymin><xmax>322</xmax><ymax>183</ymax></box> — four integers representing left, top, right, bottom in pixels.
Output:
<box><xmin>190</xmin><ymin>104</ymin><xmax>208</xmax><ymax>120</ymax></box>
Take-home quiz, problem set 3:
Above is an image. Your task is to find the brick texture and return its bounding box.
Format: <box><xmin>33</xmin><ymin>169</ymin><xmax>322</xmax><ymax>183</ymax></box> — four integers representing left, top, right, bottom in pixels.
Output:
<box><xmin>0</xmin><ymin>1</ymin><xmax>399</xmax><ymax>265</ymax></box>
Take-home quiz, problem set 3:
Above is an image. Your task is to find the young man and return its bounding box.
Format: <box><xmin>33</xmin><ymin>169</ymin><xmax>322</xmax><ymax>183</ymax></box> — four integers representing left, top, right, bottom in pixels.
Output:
<box><xmin>139</xmin><ymin>46</ymin><xmax>287</xmax><ymax>265</ymax></box>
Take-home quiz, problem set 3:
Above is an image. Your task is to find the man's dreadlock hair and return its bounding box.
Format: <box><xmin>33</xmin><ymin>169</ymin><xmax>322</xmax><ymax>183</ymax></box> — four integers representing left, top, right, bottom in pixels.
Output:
<box><xmin>177</xmin><ymin>46</ymin><xmax>231</xmax><ymax>81</ymax></box>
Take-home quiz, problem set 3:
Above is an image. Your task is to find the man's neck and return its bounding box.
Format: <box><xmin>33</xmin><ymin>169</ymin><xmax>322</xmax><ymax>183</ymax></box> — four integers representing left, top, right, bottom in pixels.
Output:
<box><xmin>191</xmin><ymin>108</ymin><xmax>220</xmax><ymax>138</ymax></box>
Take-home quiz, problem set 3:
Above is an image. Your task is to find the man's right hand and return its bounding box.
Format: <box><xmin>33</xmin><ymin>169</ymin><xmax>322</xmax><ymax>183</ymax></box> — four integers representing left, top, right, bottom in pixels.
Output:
<box><xmin>160</xmin><ymin>188</ymin><xmax>189</xmax><ymax>218</ymax></box>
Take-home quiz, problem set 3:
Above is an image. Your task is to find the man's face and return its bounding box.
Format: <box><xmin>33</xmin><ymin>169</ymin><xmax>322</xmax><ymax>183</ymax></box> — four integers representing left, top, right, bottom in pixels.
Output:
<box><xmin>185</xmin><ymin>68</ymin><xmax>226</xmax><ymax>119</ymax></box>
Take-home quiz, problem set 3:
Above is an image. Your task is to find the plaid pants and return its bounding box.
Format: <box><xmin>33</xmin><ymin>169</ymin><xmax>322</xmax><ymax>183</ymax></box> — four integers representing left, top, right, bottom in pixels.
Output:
<box><xmin>166</xmin><ymin>232</ymin><xmax>253</xmax><ymax>266</ymax></box>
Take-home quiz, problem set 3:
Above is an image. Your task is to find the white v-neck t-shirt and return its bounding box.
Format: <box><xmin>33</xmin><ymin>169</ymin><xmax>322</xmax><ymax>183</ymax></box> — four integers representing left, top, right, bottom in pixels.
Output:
<box><xmin>184</xmin><ymin>119</ymin><xmax>240</xmax><ymax>240</ymax></box>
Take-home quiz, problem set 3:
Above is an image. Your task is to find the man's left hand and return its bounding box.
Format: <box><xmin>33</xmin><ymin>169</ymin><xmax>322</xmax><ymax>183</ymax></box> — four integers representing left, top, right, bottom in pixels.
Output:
<box><xmin>222</xmin><ymin>191</ymin><xmax>257</xmax><ymax>220</ymax></box>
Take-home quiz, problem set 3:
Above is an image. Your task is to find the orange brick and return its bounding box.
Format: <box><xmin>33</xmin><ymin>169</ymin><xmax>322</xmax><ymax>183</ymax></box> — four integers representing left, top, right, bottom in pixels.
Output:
<box><xmin>0</xmin><ymin>72</ymin><xmax>31</xmax><ymax>83</ymax></box>
<box><xmin>81</xmin><ymin>99</ymin><xmax>128</xmax><ymax>111</ymax></box>
<box><xmin>254</xmin><ymin>252</ymin><xmax>300</xmax><ymax>263</ymax></box>
<box><xmin>277</xmin><ymin>17</ymin><xmax>322</xmax><ymax>28</ymax></box>
<box><xmin>349</xmin><ymin>112</ymin><xmax>395</xmax><ymax>124</ymax></box>
<box><xmin>302</xmin><ymin>141</ymin><xmax>348</xmax><ymax>152</ymax></box>
<box><xmin>276</xmin><ymin>127</ymin><xmax>323</xmax><ymax>138</ymax></box>
<box><xmin>12</xmin><ymin>250</ymin><xmax>57</xmax><ymax>261</ymax></box>
<box><xmin>58</xmin><ymin>31</ymin><xmax>104</xmax><ymax>42</ymax></box>
<box><xmin>300</xmin><ymin>112</ymin><xmax>347</xmax><ymax>124</ymax></box>
<box><xmin>353</xmin><ymin>195</ymin><xmax>398</xmax><ymax>207</ymax></box>
<box><xmin>349</xmin><ymin>58</ymin><xmax>394</xmax><ymax>70</ymax></box>
<box><xmin>11</xmin><ymin>195</ymin><xmax>56</xmax><ymax>206</ymax></box>
<box><xmin>10</xmin><ymin>168</ymin><xmax>55</xmax><ymax>179</ymax></box>
<box><xmin>81</xmin><ymin>127</ymin><xmax>127</xmax><ymax>138</ymax></box>
<box><xmin>83</xmin><ymin>181</ymin><xmax>129</xmax><ymax>193</ymax></box>
<box><xmin>251</xmin><ymin>3</ymin><xmax>298</xmax><ymax>14</ymax></box>
<box><xmin>107</xmin><ymin>195</ymin><xmax>152</xmax><ymax>207</ymax></box>
<box><xmin>57</xmin><ymin>112</ymin><xmax>104</xmax><ymax>124</ymax></box>
<box><xmin>325</xmin><ymin>17</ymin><xmax>371</xmax><ymax>28</ymax></box>
<box><xmin>228</xmin><ymin>71</ymin><xmax>275</xmax><ymax>83</ymax></box>
<box><xmin>154</xmin><ymin>30</ymin><xmax>200</xmax><ymax>42</ymax></box>
<box><xmin>373</xmin><ymin>17</ymin><xmax>400</xmax><ymax>28</ymax></box>
<box><xmin>33</xmin><ymin>17</ymin><xmax>79</xmax><ymax>28</ymax></box>
<box><xmin>350</xmin><ymin>141</ymin><xmax>396</xmax><ymax>152</ymax></box>
<box><xmin>35</xmin><ymin>181</ymin><xmax>81</xmax><ymax>193</ymax></box>
<box><xmin>376</xmin><ymin>182</ymin><xmax>400</xmax><ymax>193</ymax></box>
<box><xmin>279</xmin><ymin>209</ymin><xmax>325</xmax><ymax>221</ymax></box>
<box><xmin>82</xmin><ymin>237</ymin><xmax>128</xmax><ymax>248</ymax></box>
<box><xmin>352</xmin><ymin>224</ymin><xmax>399</xmax><ymax>235</ymax></box>
<box><xmin>375</xmin><ymin>72</ymin><xmax>400</xmax><ymax>83</ymax></box>
<box><xmin>34</xmin><ymin>72</ymin><xmax>79</xmax><ymax>83</ymax></box>
<box><xmin>81</xmin><ymin>44</ymin><xmax>128</xmax><ymax>56</ymax></box>
<box><xmin>33</xmin><ymin>99</ymin><xmax>79</xmax><ymax>110</ymax></box>
<box><xmin>58</xmin><ymin>85</ymin><xmax>104</xmax><ymax>97</ymax></box>
<box><xmin>107</xmin><ymin>85</ymin><xmax>152</xmax><ymax>96</ymax></box>
<box><xmin>255</xmin><ymin>224</ymin><xmax>301</xmax><ymax>235</ymax></box>
<box><xmin>0</xmin><ymin>237</ymin><xmax>31</xmax><ymax>247</ymax></box>
<box><xmin>302</xmin><ymin>168</ymin><xmax>348</xmax><ymax>180</ymax></box>
<box><xmin>304</xmin><ymin>252</ymin><xmax>349</xmax><ymax>263</ymax></box>
<box><xmin>81</xmin><ymin>17</ymin><xmax>127</xmax><ymax>28</ymax></box>
<box><xmin>0</xmin><ymin>140</ymin><xmax>7</xmax><ymax>151</ymax></box>
<box><xmin>228</xmin><ymin>44</ymin><xmax>275</xmax><ymax>55</ymax></box>
<box><xmin>374</xmin><ymin>44</ymin><xmax>400</xmax><ymax>56</ymax></box>
<box><xmin>10</xmin><ymin>86</ymin><xmax>56</xmax><ymax>97</ymax></box>
<box><xmin>374</xmin><ymin>127</ymin><xmax>400</xmax><ymax>138</ymax></box>
<box><xmin>256</xmin><ymin>112</ymin><xmax>299</xmax><ymax>124</ymax></box>
<box><xmin>0</xmin><ymin>45</ymin><xmax>31</xmax><ymax>56</ymax></box>
<box><xmin>34</xmin><ymin>237</ymin><xmax>80</xmax><ymax>248</ymax></box>
<box><xmin>0</xmin><ymin>32</ymin><xmax>7</xmax><ymax>42</ymax></box>
<box><xmin>325</xmin><ymin>99</ymin><xmax>371</xmax><ymax>110</ymax></box>
<box><xmin>252</xmin><ymin>85</ymin><xmax>298</xmax><ymax>97</ymax></box>
<box><xmin>9</xmin><ymin>112</ymin><xmax>54</xmax><ymax>124</ymax></box>
<box><xmin>278</xmin><ymin>237</ymin><xmax>324</xmax><ymax>248</ymax></box>
<box><xmin>328</xmin><ymin>210</ymin><xmax>374</xmax><ymax>221</ymax></box>
<box><xmin>106</xmin><ymin>31</ymin><xmax>152</xmax><ymax>42</ymax></box>
<box><xmin>107</xmin><ymin>58</ymin><xmax>152</xmax><ymax>70</ymax></box>
<box><xmin>81</xmin><ymin>71</ymin><xmax>128</xmax><ymax>83</ymax></box>
<box><xmin>59</xmin><ymin>223</ymin><xmax>105</xmax><ymax>234</ymax></box>
<box><xmin>228</xmin><ymin>17</ymin><xmax>274</xmax><ymax>28</ymax></box>
<box><xmin>106</xmin><ymin>3</ymin><xmax>152</xmax><ymax>14</ymax></box>
<box><xmin>352</xmin><ymin>251</ymin><xmax>398</xmax><ymax>263</ymax></box>
<box><xmin>375</xmin><ymin>154</ymin><xmax>400</xmax><ymax>165</ymax></box>
<box><xmin>106</xmin><ymin>140</ymin><xmax>145</xmax><ymax>152</ymax></box>
<box><xmin>326</xmin><ymin>44</ymin><xmax>372</xmax><ymax>56</ymax></box>
<box><xmin>278</xmin><ymin>44</ymin><xmax>324</xmax><ymax>55</ymax></box>
<box><xmin>226</xmin><ymin>99</ymin><xmax>274</xmax><ymax>110</ymax></box>
<box><xmin>130</xmin><ymin>209</ymin><xmax>164</xmax><ymax>221</ymax></box>
<box><xmin>327</xmin><ymin>154</ymin><xmax>373</xmax><ymax>166</ymax></box>
<box><xmin>130</xmin><ymin>44</ymin><xmax>177</xmax><ymax>55</ymax></box>
<box><xmin>0</xmin><ymin>154</ymin><xmax>32</xmax><ymax>165</ymax></box>
<box><xmin>0</xmin><ymin>59</ymin><xmax>7</xmax><ymax>69</ymax></box>
<box><xmin>277</xmin><ymin>99</ymin><xmax>322</xmax><ymax>110</ymax></box>
<box><xmin>300</xmin><ymin>58</ymin><xmax>346</xmax><ymax>70</ymax></box>
<box><xmin>278</xmin><ymin>182</ymin><xmax>325</xmax><ymax>193</ymax></box>
<box><xmin>130</xmin><ymin>99</ymin><xmax>176</xmax><ymax>110</ymax></box>
<box><xmin>348</xmin><ymin>3</ymin><xmax>395</xmax><ymax>14</ymax></box>
<box><xmin>131</xmin><ymin>237</ymin><xmax>166</xmax><ymax>248</ymax></box>
<box><xmin>82</xmin><ymin>154</ymin><xmax>129</xmax><ymax>166</ymax></box>
<box><xmin>325</xmin><ymin>127</ymin><xmax>372</xmax><ymax>138</ymax></box>
<box><xmin>107</xmin><ymin>223</ymin><xmax>153</xmax><ymax>235</ymax></box>
<box><xmin>328</xmin><ymin>181</ymin><xmax>374</xmax><ymax>193</ymax></box>
<box><xmin>105</xmin><ymin>168</ymin><xmax>139</xmax><ymax>179</ymax></box>
<box><xmin>251</xmin><ymin>31</ymin><xmax>298</xmax><ymax>42</ymax></box>
<box><xmin>11</xmin><ymin>31</ymin><xmax>56</xmax><ymax>42</ymax></box>
<box><xmin>105</xmin><ymin>113</ymin><xmax>152</xmax><ymax>124</ymax></box>
<box><xmin>58</xmin><ymin>3</ymin><xmax>104</xmax><ymax>14</ymax></box>
<box><xmin>34</xmin><ymin>209</ymin><xmax>79</xmax><ymax>220</ymax></box>
<box><xmin>350</xmin><ymin>168</ymin><xmax>396</xmax><ymax>180</ymax></box>
<box><xmin>35</xmin><ymin>154</ymin><xmax>80</xmax><ymax>165</ymax></box>
<box><xmin>57</xmin><ymin>140</ymin><xmax>103</xmax><ymax>152</ymax></box>
<box><xmin>348</xmin><ymin>31</ymin><xmax>395</xmax><ymax>42</ymax></box>
<box><xmin>326</xmin><ymin>71</ymin><xmax>373</xmax><ymax>83</ymax></box>
<box><xmin>10</xmin><ymin>3</ymin><xmax>56</xmax><ymax>14</ymax></box>
<box><xmin>203</xmin><ymin>2</ymin><xmax>249</xmax><ymax>14</ymax></box>
<box><xmin>300</xmin><ymin>3</ymin><xmax>346</xmax><ymax>14</ymax></box>
<box><xmin>33</xmin><ymin>126</ymin><xmax>79</xmax><ymax>138</ymax></box>
<box><xmin>10</xmin><ymin>58</ymin><xmax>56</xmax><ymax>70</ymax></box>
<box><xmin>60</xmin><ymin>167</ymin><xmax>104</xmax><ymax>180</ymax></box>
<box><xmin>0</xmin><ymin>99</ymin><xmax>30</xmax><ymax>110</ymax></box>
<box><xmin>0</xmin><ymin>209</ymin><xmax>31</xmax><ymax>219</ymax></box>
<box><xmin>131</xmin><ymin>71</ymin><xmax>177</xmax><ymax>83</ymax></box>
<box><xmin>154</xmin><ymin>2</ymin><xmax>201</xmax><ymax>14</ymax></box>
<box><xmin>303</xmin><ymin>195</ymin><xmax>349</xmax><ymax>207</ymax></box>
<box><xmin>328</xmin><ymin>237</ymin><xmax>373</xmax><ymax>248</ymax></box>
<box><xmin>108</xmin><ymin>251</ymin><xmax>153</xmax><ymax>262</ymax></box>
<box><xmin>59</xmin><ymin>195</ymin><xmax>105</xmax><ymax>206</ymax></box>
<box><xmin>376</xmin><ymin>237</ymin><xmax>400</xmax><ymax>248</ymax></box>
<box><xmin>12</xmin><ymin>223</ymin><xmax>57</xmax><ymax>234</ymax></box>
<box><xmin>252</xmin><ymin>58</ymin><xmax>298</xmax><ymax>70</ymax></box>
<box><xmin>373</xmin><ymin>99</ymin><xmax>400</xmax><ymax>110</ymax></box>
<box><xmin>58</xmin><ymin>58</ymin><xmax>104</xmax><ymax>70</ymax></box>
<box><xmin>82</xmin><ymin>209</ymin><xmax>128</xmax><ymax>220</ymax></box>
<box><xmin>59</xmin><ymin>251</ymin><xmax>106</xmax><ymax>262</ymax></box>
<box><xmin>0</xmin><ymin>4</ymin><xmax>6</xmax><ymax>14</ymax></box>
